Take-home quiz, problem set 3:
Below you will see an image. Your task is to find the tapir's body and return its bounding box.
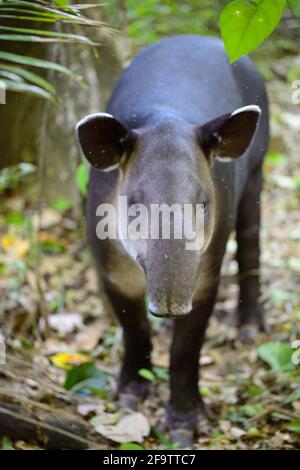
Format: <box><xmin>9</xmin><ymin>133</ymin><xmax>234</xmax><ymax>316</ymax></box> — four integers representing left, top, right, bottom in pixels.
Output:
<box><xmin>79</xmin><ymin>35</ymin><xmax>269</xmax><ymax>445</ymax></box>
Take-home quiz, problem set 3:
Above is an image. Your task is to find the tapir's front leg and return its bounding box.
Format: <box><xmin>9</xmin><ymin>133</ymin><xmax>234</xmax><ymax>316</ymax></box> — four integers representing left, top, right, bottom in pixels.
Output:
<box><xmin>103</xmin><ymin>280</ymin><xmax>152</xmax><ymax>408</ymax></box>
<box><xmin>168</xmin><ymin>285</ymin><xmax>218</xmax><ymax>446</ymax></box>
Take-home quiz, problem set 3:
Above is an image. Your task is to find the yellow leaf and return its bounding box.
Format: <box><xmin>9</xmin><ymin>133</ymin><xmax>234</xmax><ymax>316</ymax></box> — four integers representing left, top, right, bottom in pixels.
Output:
<box><xmin>50</xmin><ymin>352</ymin><xmax>91</xmax><ymax>370</ymax></box>
<box><xmin>1</xmin><ymin>234</ymin><xmax>16</xmax><ymax>252</ymax></box>
<box><xmin>14</xmin><ymin>239</ymin><xmax>30</xmax><ymax>259</ymax></box>
<box><xmin>1</xmin><ymin>235</ymin><xmax>29</xmax><ymax>259</ymax></box>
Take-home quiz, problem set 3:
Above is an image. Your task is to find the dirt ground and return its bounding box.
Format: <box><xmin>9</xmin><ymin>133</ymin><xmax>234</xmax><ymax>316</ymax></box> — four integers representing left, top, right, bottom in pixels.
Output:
<box><xmin>0</xmin><ymin>55</ymin><xmax>300</xmax><ymax>450</ymax></box>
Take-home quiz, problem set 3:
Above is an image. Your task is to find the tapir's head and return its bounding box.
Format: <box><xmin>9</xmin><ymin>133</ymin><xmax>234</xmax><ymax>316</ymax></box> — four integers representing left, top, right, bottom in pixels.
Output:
<box><xmin>76</xmin><ymin>106</ymin><xmax>260</xmax><ymax>317</ymax></box>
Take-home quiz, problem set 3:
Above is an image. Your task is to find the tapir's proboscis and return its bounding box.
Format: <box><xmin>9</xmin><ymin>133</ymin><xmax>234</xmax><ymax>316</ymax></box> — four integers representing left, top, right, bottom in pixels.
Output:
<box><xmin>76</xmin><ymin>35</ymin><xmax>269</xmax><ymax>446</ymax></box>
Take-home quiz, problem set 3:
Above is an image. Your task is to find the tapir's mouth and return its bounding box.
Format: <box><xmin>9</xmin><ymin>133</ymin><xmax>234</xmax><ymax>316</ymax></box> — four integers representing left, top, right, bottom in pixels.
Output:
<box><xmin>148</xmin><ymin>302</ymin><xmax>192</xmax><ymax>318</ymax></box>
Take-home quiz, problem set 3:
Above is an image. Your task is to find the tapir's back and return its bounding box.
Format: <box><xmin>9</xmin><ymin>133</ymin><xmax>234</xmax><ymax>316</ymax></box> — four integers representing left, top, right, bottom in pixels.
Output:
<box><xmin>106</xmin><ymin>35</ymin><xmax>268</xmax><ymax>209</ymax></box>
<box><xmin>107</xmin><ymin>35</ymin><xmax>268</xmax><ymax>130</ymax></box>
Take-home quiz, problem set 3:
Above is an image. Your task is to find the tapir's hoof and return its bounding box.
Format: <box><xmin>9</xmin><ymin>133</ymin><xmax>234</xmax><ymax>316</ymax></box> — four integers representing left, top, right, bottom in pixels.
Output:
<box><xmin>166</xmin><ymin>402</ymin><xmax>212</xmax><ymax>447</ymax></box>
<box><xmin>239</xmin><ymin>323</ymin><xmax>259</xmax><ymax>343</ymax></box>
<box><xmin>118</xmin><ymin>392</ymin><xmax>140</xmax><ymax>410</ymax></box>
<box><xmin>170</xmin><ymin>429</ymin><xmax>194</xmax><ymax>448</ymax></box>
<box><xmin>118</xmin><ymin>381</ymin><xmax>151</xmax><ymax>410</ymax></box>
<box><xmin>238</xmin><ymin>305</ymin><xmax>268</xmax><ymax>343</ymax></box>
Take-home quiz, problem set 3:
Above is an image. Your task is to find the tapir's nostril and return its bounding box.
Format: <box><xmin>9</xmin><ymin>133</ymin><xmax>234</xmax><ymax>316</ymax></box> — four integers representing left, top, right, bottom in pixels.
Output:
<box><xmin>148</xmin><ymin>302</ymin><xmax>192</xmax><ymax>318</ymax></box>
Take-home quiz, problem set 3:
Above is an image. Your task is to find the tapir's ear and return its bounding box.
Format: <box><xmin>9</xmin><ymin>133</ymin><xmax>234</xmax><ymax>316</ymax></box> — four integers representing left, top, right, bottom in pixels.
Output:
<box><xmin>198</xmin><ymin>105</ymin><xmax>261</xmax><ymax>161</ymax></box>
<box><xmin>76</xmin><ymin>113</ymin><xmax>136</xmax><ymax>171</ymax></box>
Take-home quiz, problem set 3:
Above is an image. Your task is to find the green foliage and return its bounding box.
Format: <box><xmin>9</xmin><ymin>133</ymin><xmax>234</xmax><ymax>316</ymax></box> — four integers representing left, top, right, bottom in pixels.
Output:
<box><xmin>265</xmin><ymin>151</ymin><xmax>288</xmax><ymax>167</ymax></box>
<box><xmin>138</xmin><ymin>366</ymin><xmax>169</xmax><ymax>382</ymax></box>
<box><xmin>257</xmin><ymin>342</ymin><xmax>295</xmax><ymax>372</ymax></box>
<box><xmin>64</xmin><ymin>361</ymin><xmax>109</xmax><ymax>398</ymax></box>
<box><xmin>151</xmin><ymin>426</ymin><xmax>179</xmax><ymax>449</ymax></box>
<box><xmin>0</xmin><ymin>162</ymin><xmax>36</xmax><ymax>193</ymax></box>
<box><xmin>246</xmin><ymin>384</ymin><xmax>263</xmax><ymax>398</ymax></box>
<box><xmin>284</xmin><ymin>387</ymin><xmax>300</xmax><ymax>404</ymax></box>
<box><xmin>5</xmin><ymin>211</ymin><xmax>25</xmax><ymax>225</ymax></box>
<box><xmin>51</xmin><ymin>197</ymin><xmax>73</xmax><ymax>213</ymax></box>
<box><xmin>76</xmin><ymin>163</ymin><xmax>89</xmax><ymax>196</ymax></box>
<box><xmin>54</xmin><ymin>0</ymin><xmax>69</xmax><ymax>6</ymax></box>
<box><xmin>240</xmin><ymin>403</ymin><xmax>263</xmax><ymax>418</ymax></box>
<box><xmin>220</xmin><ymin>0</ymin><xmax>286</xmax><ymax>62</ymax></box>
<box><xmin>286</xmin><ymin>419</ymin><xmax>300</xmax><ymax>432</ymax></box>
<box><xmin>119</xmin><ymin>443</ymin><xmax>144</xmax><ymax>450</ymax></box>
<box><xmin>106</xmin><ymin>0</ymin><xmax>220</xmax><ymax>48</ymax></box>
<box><xmin>0</xmin><ymin>436</ymin><xmax>14</xmax><ymax>450</ymax></box>
<box><xmin>289</xmin><ymin>0</ymin><xmax>300</xmax><ymax>15</ymax></box>
<box><xmin>138</xmin><ymin>368</ymin><xmax>155</xmax><ymax>382</ymax></box>
<box><xmin>0</xmin><ymin>0</ymin><xmax>107</xmax><ymax>100</ymax></box>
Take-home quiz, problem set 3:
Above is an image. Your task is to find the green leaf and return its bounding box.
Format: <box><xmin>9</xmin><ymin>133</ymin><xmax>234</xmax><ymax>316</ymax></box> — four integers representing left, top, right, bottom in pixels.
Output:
<box><xmin>0</xmin><ymin>78</ymin><xmax>54</xmax><ymax>100</ymax></box>
<box><xmin>0</xmin><ymin>51</ymin><xmax>79</xmax><ymax>79</ymax></box>
<box><xmin>240</xmin><ymin>403</ymin><xmax>263</xmax><ymax>417</ymax></box>
<box><xmin>246</xmin><ymin>384</ymin><xmax>263</xmax><ymax>398</ymax></box>
<box><xmin>54</xmin><ymin>0</ymin><xmax>69</xmax><ymax>6</ymax></box>
<box><xmin>0</xmin><ymin>25</ymin><xmax>94</xmax><ymax>45</ymax></box>
<box><xmin>5</xmin><ymin>211</ymin><xmax>25</xmax><ymax>225</ymax></box>
<box><xmin>0</xmin><ymin>436</ymin><xmax>14</xmax><ymax>450</ymax></box>
<box><xmin>51</xmin><ymin>197</ymin><xmax>73</xmax><ymax>213</ymax></box>
<box><xmin>284</xmin><ymin>387</ymin><xmax>300</xmax><ymax>404</ymax></box>
<box><xmin>272</xmin><ymin>411</ymin><xmax>294</xmax><ymax>421</ymax></box>
<box><xmin>138</xmin><ymin>368</ymin><xmax>155</xmax><ymax>382</ymax></box>
<box><xmin>76</xmin><ymin>163</ymin><xmax>89</xmax><ymax>196</ymax></box>
<box><xmin>200</xmin><ymin>386</ymin><xmax>210</xmax><ymax>397</ymax></box>
<box><xmin>64</xmin><ymin>361</ymin><xmax>108</xmax><ymax>393</ymax></box>
<box><xmin>151</xmin><ymin>426</ymin><xmax>179</xmax><ymax>450</ymax></box>
<box><xmin>119</xmin><ymin>443</ymin><xmax>144</xmax><ymax>450</ymax></box>
<box><xmin>286</xmin><ymin>418</ymin><xmax>300</xmax><ymax>432</ymax></box>
<box><xmin>152</xmin><ymin>365</ymin><xmax>169</xmax><ymax>381</ymax></box>
<box><xmin>271</xmin><ymin>289</ymin><xmax>295</xmax><ymax>305</ymax></box>
<box><xmin>289</xmin><ymin>0</ymin><xmax>300</xmax><ymax>15</ymax></box>
<box><xmin>0</xmin><ymin>63</ymin><xmax>56</xmax><ymax>95</ymax></box>
<box><xmin>220</xmin><ymin>0</ymin><xmax>286</xmax><ymax>63</ymax></box>
<box><xmin>0</xmin><ymin>2</ymin><xmax>109</xmax><ymax>28</ymax></box>
<box><xmin>0</xmin><ymin>263</ymin><xmax>6</xmax><ymax>274</ymax></box>
<box><xmin>257</xmin><ymin>342</ymin><xmax>295</xmax><ymax>372</ymax></box>
<box><xmin>0</xmin><ymin>163</ymin><xmax>36</xmax><ymax>192</ymax></box>
<box><xmin>265</xmin><ymin>151</ymin><xmax>288</xmax><ymax>167</ymax></box>
<box><xmin>41</xmin><ymin>239</ymin><xmax>65</xmax><ymax>254</ymax></box>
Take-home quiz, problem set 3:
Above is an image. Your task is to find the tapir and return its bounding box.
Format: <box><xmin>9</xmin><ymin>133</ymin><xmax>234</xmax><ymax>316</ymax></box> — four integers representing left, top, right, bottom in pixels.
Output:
<box><xmin>76</xmin><ymin>35</ymin><xmax>269</xmax><ymax>445</ymax></box>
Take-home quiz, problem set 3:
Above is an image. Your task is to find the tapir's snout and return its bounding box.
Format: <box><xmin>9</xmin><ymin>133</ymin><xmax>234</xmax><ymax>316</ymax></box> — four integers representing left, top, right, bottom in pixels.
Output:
<box><xmin>148</xmin><ymin>301</ymin><xmax>193</xmax><ymax>318</ymax></box>
<box><xmin>144</xmin><ymin>239</ymin><xmax>199</xmax><ymax>319</ymax></box>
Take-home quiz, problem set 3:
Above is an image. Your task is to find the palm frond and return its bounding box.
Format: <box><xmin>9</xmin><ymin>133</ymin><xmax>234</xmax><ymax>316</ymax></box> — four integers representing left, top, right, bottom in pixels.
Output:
<box><xmin>0</xmin><ymin>0</ymin><xmax>112</xmax><ymax>100</ymax></box>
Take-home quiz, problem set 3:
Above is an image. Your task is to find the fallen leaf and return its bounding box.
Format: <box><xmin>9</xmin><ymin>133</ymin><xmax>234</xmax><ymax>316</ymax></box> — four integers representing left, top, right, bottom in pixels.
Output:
<box><xmin>32</xmin><ymin>208</ymin><xmax>62</xmax><ymax>229</ymax></box>
<box><xmin>93</xmin><ymin>412</ymin><xmax>150</xmax><ymax>443</ymax></box>
<box><xmin>47</xmin><ymin>313</ymin><xmax>83</xmax><ymax>335</ymax></box>
<box><xmin>77</xmin><ymin>402</ymin><xmax>105</xmax><ymax>417</ymax></box>
<box><xmin>230</xmin><ymin>427</ymin><xmax>246</xmax><ymax>440</ymax></box>
<box><xmin>220</xmin><ymin>420</ymin><xmax>231</xmax><ymax>434</ymax></box>
<box><xmin>51</xmin><ymin>352</ymin><xmax>90</xmax><ymax>370</ymax></box>
<box><xmin>200</xmin><ymin>355</ymin><xmax>214</xmax><ymax>366</ymax></box>
<box><xmin>74</xmin><ymin>321</ymin><xmax>104</xmax><ymax>351</ymax></box>
<box><xmin>1</xmin><ymin>235</ymin><xmax>29</xmax><ymax>259</ymax></box>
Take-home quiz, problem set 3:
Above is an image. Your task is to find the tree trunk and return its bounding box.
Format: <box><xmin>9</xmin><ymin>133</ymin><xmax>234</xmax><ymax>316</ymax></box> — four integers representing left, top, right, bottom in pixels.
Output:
<box><xmin>0</xmin><ymin>1</ymin><xmax>124</xmax><ymax>204</ymax></box>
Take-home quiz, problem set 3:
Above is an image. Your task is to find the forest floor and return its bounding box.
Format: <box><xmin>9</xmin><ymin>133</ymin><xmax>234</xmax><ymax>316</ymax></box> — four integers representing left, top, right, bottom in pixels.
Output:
<box><xmin>0</xmin><ymin>55</ymin><xmax>300</xmax><ymax>450</ymax></box>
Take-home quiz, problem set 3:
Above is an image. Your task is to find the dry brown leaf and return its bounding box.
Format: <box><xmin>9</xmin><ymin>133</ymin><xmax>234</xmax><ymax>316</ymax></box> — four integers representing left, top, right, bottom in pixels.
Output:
<box><xmin>74</xmin><ymin>321</ymin><xmax>105</xmax><ymax>351</ymax></box>
<box><xmin>46</xmin><ymin>313</ymin><xmax>83</xmax><ymax>335</ymax></box>
<box><xmin>93</xmin><ymin>412</ymin><xmax>150</xmax><ymax>443</ymax></box>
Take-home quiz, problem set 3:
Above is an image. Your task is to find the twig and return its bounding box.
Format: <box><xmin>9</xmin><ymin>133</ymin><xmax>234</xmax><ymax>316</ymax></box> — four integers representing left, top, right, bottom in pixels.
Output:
<box><xmin>249</xmin><ymin>405</ymin><xmax>299</xmax><ymax>423</ymax></box>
